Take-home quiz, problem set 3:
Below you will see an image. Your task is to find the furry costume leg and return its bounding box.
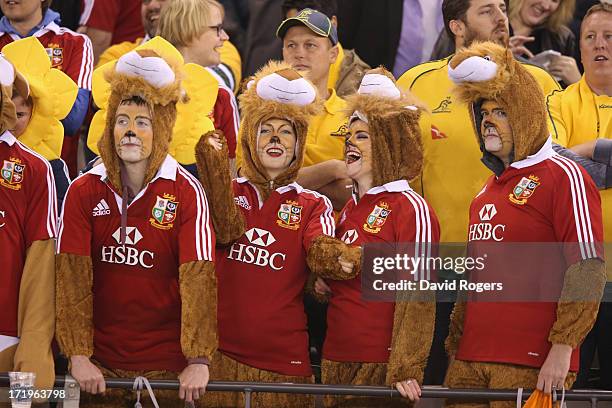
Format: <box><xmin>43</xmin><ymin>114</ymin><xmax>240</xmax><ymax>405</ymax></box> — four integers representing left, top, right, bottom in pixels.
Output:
<box><xmin>321</xmin><ymin>359</ymin><xmax>410</xmax><ymax>407</ymax></box>
<box><xmin>199</xmin><ymin>351</ymin><xmax>314</xmax><ymax>408</ymax></box>
<box><xmin>78</xmin><ymin>362</ymin><xmax>184</xmax><ymax>407</ymax></box>
<box><xmin>445</xmin><ymin>359</ymin><xmax>577</xmax><ymax>408</ymax></box>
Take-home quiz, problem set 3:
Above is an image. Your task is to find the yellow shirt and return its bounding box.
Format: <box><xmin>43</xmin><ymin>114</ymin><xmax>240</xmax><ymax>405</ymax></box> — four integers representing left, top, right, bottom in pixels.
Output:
<box><xmin>547</xmin><ymin>76</ymin><xmax>612</xmax><ymax>280</ymax></box>
<box><xmin>397</xmin><ymin>57</ymin><xmax>561</xmax><ymax>243</ymax></box>
<box><xmin>303</xmin><ymin>89</ymin><xmax>349</xmax><ymax>167</ymax></box>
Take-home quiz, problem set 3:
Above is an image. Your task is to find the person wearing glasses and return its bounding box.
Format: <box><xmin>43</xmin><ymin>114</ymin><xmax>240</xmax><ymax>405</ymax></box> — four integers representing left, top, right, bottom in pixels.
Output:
<box><xmin>97</xmin><ymin>0</ymin><xmax>243</xmax><ymax>95</ymax></box>
<box><xmin>157</xmin><ymin>0</ymin><xmax>240</xmax><ymax>176</ymax></box>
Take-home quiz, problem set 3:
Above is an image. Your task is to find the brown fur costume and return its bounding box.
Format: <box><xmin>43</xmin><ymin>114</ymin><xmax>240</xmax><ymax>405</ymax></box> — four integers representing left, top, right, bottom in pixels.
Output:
<box><xmin>445</xmin><ymin>360</ymin><xmax>576</xmax><ymax>408</ymax></box>
<box><xmin>444</xmin><ymin>42</ymin><xmax>606</xmax><ymax>406</ymax></box>
<box><xmin>316</xmin><ymin>68</ymin><xmax>435</xmax><ymax>408</ymax></box>
<box><xmin>0</xmin><ymin>59</ymin><xmax>56</xmax><ymax>398</ymax></box>
<box><xmin>195</xmin><ymin>61</ymin><xmax>358</xmax><ymax>408</ymax></box>
<box><xmin>56</xmin><ymin>50</ymin><xmax>217</xmax><ymax>406</ymax></box>
<box><xmin>197</xmin><ymin>351</ymin><xmax>314</xmax><ymax>408</ymax></box>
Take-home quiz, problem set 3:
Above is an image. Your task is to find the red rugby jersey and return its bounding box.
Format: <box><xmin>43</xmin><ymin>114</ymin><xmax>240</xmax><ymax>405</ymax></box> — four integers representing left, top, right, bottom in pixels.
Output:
<box><xmin>0</xmin><ymin>21</ymin><xmax>94</xmax><ymax>176</ymax></box>
<box><xmin>458</xmin><ymin>139</ymin><xmax>604</xmax><ymax>371</ymax></box>
<box><xmin>324</xmin><ymin>180</ymin><xmax>440</xmax><ymax>363</ymax></box>
<box><xmin>0</xmin><ymin>131</ymin><xmax>57</xmax><ymax>337</ymax></box>
<box><xmin>216</xmin><ymin>178</ymin><xmax>335</xmax><ymax>376</ymax></box>
<box><xmin>79</xmin><ymin>0</ymin><xmax>144</xmax><ymax>45</ymax></box>
<box><xmin>57</xmin><ymin>155</ymin><xmax>214</xmax><ymax>372</ymax></box>
<box><xmin>0</xmin><ymin>22</ymin><xmax>93</xmax><ymax>90</ymax></box>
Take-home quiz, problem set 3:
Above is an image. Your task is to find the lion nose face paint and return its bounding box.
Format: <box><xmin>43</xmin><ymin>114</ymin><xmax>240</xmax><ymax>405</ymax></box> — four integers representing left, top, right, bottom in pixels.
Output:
<box><xmin>257</xmin><ymin>117</ymin><xmax>297</xmax><ymax>176</ymax></box>
<box><xmin>479</xmin><ymin>99</ymin><xmax>514</xmax><ymax>162</ymax></box>
<box><xmin>113</xmin><ymin>100</ymin><xmax>154</xmax><ymax>164</ymax></box>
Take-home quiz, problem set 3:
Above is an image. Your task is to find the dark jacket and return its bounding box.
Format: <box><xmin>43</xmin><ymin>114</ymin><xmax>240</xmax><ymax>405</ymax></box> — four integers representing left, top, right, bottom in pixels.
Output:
<box><xmin>337</xmin><ymin>0</ymin><xmax>402</xmax><ymax>70</ymax></box>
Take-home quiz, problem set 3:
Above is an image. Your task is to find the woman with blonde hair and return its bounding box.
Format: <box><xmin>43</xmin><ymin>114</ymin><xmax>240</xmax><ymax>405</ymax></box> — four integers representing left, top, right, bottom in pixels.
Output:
<box><xmin>509</xmin><ymin>0</ymin><xmax>581</xmax><ymax>85</ymax></box>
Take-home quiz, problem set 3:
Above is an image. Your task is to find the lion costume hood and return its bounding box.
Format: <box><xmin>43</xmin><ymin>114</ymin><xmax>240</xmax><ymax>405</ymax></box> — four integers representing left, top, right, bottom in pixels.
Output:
<box><xmin>0</xmin><ymin>54</ymin><xmax>29</xmax><ymax>136</ymax></box>
<box><xmin>344</xmin><ymin>67</ymin><xmax>425</xmax><ymax>188</ymax></box>
<box><xmin>97</xmin><ymin>48</ymin><xmax>185</xmax><ymax>192</ymax></box>
<box><xmin>448</xmin><ymin>41</ymin><xmax>549</xmax><ymax>176</ymax></box>
<box><xmin>238</xmin><ymin>61</ymin><xmax>322</xmax><ymax>196</ymax></box>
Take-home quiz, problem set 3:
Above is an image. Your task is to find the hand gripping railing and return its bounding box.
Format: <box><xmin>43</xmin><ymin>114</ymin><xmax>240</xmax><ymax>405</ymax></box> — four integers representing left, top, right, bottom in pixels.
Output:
<box><xmin>2</xmin><ymin>374</ymin><xmax>612</xmax><ymax>408</ymax></box>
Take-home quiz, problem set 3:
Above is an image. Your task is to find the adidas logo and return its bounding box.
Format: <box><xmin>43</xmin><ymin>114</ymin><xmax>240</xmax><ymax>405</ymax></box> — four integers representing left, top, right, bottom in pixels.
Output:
<box><xmin>93</xmin><ymin>199</ymin><xmax>111</xmax><ymax>217</ymax></box>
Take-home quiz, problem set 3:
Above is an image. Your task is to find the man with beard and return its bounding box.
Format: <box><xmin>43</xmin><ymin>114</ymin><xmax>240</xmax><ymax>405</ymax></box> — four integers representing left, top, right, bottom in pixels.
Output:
<box><xmin>395</xmin><ymin>0</ymin><xmax>561</xmax><ymax>384</ymax></box>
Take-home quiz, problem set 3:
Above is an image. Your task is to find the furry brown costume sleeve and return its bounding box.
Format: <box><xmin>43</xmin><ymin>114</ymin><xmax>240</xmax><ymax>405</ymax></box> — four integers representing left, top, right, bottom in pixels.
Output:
<box><xmin>386</xmin><ymin>289</ymin><xmax>436</xmax><ymax>385</ymax></box>
<box><xmin>179</xmin><ymin>260</ymin><xmax>218</xmax><ymax>360</ymax></box>
<box><xmin>306</xmin><ymin>235</ymin><xmax>362</xmax><ymax>280</ymax></box>
<box><xmin>548</xmin><ymin>259</ymin><xmax>606</xmax><ymax>347</ymax></box>
<box><xmin>13</xmin><ymin>240</ymin><xmax>56</xmax><ymax>391</ymax></box>
<box><xmin>445</xmin><ymin>291</ymin><xmax>467</xmax><ymax>357</ymax></box>
<box><xmin>55</xmin><ymin>253</ymin><xmax>94</xmax><ymax>357</ymax></box>
<box><xmin>195</xmin><ymin>131</ymin><xmax>246</xmax><ymax>245</ymax></box>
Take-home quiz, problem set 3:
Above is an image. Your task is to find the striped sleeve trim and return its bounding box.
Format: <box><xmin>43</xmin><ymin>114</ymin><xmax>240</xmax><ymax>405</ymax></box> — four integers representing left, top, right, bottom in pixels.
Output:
<box><xmin>402</xmin><ymin>191</ymin><xmax>434</xmax><ymax>280</ymax></box>
<box><xmin>301</xmin><ymin>188</ymin><xmax>335</xmax><ymax>237</ymax></box>
<box><xmin>16</xmin><ymin>141</ymin><xmax>58</xmax><ymax>238</ymax></box>
<box><xmin>177</xmin><ymin>166</ymin><xmax>213</xmax><ymax>261</ymax></box>
<box><xmin>550</xmin><ymin>155</ymin><xmax>598</xmax><ymax>260</ymax></box>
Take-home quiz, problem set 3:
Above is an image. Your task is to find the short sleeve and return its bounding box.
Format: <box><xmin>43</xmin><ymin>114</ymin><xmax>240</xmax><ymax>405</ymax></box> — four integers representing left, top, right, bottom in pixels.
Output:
<box><xmin>177</xmin><ymin>170</ymin><xmax>215</xmax><ymax>264</ymax></box>
<box><xmin>302</xmin><ymin>194</ymin><xmax>335</xmax><ymax>251</ymax></box>
<box><xmin>546</xmin><ymin>90</ymin><xmax>569</xmax><ymax>146</ymax></box>
<box><xmin>57</xmin><ymin>178</ymin><xmax>92</xmax><ymax>256</ymax></box>
<box><xmin>25</xmin><ymin>159</ymin><xmax>58</xmax><ymax>245</ymax></box>
<box><xmin>551</xmin><ymin>156</ymin><xmax>604</xmax><ymax>265</ymax></box>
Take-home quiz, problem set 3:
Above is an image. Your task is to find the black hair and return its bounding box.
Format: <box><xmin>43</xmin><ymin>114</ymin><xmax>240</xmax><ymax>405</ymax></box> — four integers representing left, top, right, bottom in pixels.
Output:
<box><xmin>442</xmin><ymin>0</ymin><xmax>472</xmax><ymax>41</ymax></box>
<box><xmin>119</xmin><ymin>95</ymin><xmax>149</xmax><ymax>106</ymax></box>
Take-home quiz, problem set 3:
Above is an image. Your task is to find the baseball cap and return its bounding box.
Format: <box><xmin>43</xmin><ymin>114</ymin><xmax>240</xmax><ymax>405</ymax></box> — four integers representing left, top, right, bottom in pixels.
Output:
<box><xmin>276</xmin><ymin>8</ymin><xmax>338</xmax><ymax>45</ymax></box>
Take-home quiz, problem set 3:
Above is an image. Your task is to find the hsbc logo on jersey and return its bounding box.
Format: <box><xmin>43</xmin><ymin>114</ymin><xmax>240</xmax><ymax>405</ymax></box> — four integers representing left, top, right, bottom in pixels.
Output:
<box><xmin>478</xmin><ymin>204</ymin><xmax>497</xmax><ymax>221</ymax></box>
<box><xmin>341</xmin><ymin>229</ymin><xmax>359</xmax><ymax>244</ymax></box>
<box><xmin>227</xmin><ymin>228</ymin><xmax>286</xmax><ymax>270</ymax></box>
<box><xmin>469</xmin><ymin>204</ymin><xmax>505</xmax><ymax>242</ymax></box>
<box><xmin>100</xmin><ymin>227</ymin><xmax>155</xmax><ymax>268</ymax></box>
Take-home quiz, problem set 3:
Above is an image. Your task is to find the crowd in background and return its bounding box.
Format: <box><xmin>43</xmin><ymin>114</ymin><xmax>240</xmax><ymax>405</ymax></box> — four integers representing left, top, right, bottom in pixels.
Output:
<box><xmin>0</xmin><ymin>0</ymin><xmax>611</xmax><ymax>405</ymax></box>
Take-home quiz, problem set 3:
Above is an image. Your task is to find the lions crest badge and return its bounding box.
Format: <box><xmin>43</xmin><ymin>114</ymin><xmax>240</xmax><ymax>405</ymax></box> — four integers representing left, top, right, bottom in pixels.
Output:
<box><xmin>1</xmin><ymin>158</ymin><xmax>25</xmax><ymax>190</ymax></box>
<box><xmin>277</xmin><ymin>200</ymin><xmax>302</xmax><ymax>230</ymax></box>
<box><xmin>46</xmin><ymin>44</ymin><xmax>64</xmax><ymax>68</ymax></box>
<box><xmin>509</xmin><ymin>175</ymin><xmax>540</xmax><ymax>205</ymax></box>
<box><xmin>363</xmin><ymin>202</ymin><xmax>391</xmax><ymax>233</ymax></box>
<box><xmin>150</xmin><ymin>194</ymin><xmax>179</xmax><ymax>230</ymax></box>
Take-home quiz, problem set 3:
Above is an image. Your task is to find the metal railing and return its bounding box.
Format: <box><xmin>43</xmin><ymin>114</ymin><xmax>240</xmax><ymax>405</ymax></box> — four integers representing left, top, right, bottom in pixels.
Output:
<box><xmin>2</xmin><ymin>374</ymin><xmax>612</xmax><ymax>408</ymax></box>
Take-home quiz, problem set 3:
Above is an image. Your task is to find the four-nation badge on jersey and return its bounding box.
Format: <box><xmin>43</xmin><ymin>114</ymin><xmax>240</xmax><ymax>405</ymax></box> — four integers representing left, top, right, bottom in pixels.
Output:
<box><xmin>363</xmin><ymin>202</ymin><xmax>391</xmax><ymax>233</ymax></box>
<box><xmin>1</xmin><ymin>158</ymin><xmax>25</xmax><ymax>190</ymax></box>
<box><xmin>509</xmin><ymin>175</ymin><xmax>540</xmax><ymax>205</ymax></box>
<box><xmin>277</xmin><ymin>201</ymin><xmax>302</xmax><ymax>230</ymax></box>
<box><xmin>150</xmin><ymin>194</ymin><xmax>179</xmax><ymax>230</ymax></box>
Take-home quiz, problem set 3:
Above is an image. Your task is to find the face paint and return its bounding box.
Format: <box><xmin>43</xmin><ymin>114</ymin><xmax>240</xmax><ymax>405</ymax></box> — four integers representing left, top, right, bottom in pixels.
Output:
<box><xmin>345</xmin><ymin>118</ymin><xmax>372</xmax><ymax>181</ymax></box>
<box><xmin>256</xmin><ymin>117</ymin><xmax>297</xmax><ymax>178</ymax></box>
<box><xmin>113</xmin><ymin>101</ymin><xmax>154</xmax><ymax>164</ymax></box>
<box><xmin>10</xmin><ymin>94</ymin><xmax>32</xmax><ymax>138</ymax></box>
<box><xmin>480</xmin><ymin>99</ymin><xmax>513</xmax><ymax>164</ymax></box>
